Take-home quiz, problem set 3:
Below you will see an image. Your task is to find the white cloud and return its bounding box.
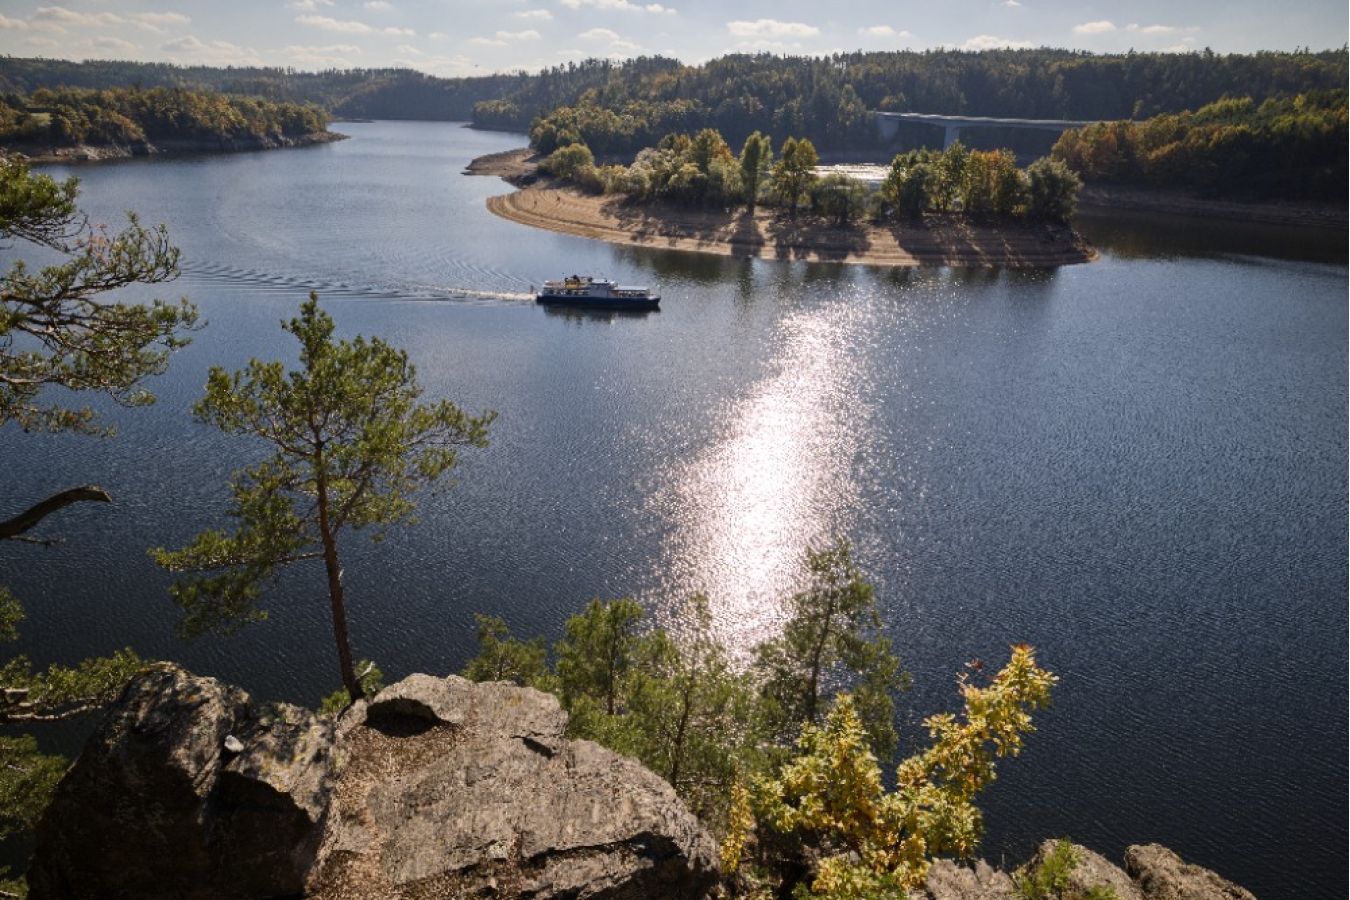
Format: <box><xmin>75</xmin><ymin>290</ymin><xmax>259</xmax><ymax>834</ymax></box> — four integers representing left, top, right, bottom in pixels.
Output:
<box><xmin>287</xmin><ymin>0</ymin><xmax>334</xmax><ymax>9</ymax></box>
<box><xmin>160</xmin><ymin>35</ymin><xmax>263</xmax><ymax>65</ymax></box>
<box><xmin>515</xmin><ymin>9</ymin><xmax>553</xmax><ymax>20</ymax></box>
<box><xmin>961</xmin><ymin>34</ymin><xmax>1033</xmax><ymax>49</ymax></box>
<box><xmin>89</xmin><ymin>36</ymin><xmax>138</xmax><ymax>54</ymax></box>
<box><xmin>470</xmin><ymin>30</ymin><xmax>539</xmax><ymax>46</ymax></box>
<box><xmin>1126</xmin><ymin>23</ymin><xmax>1181</xmax><ymax>35</ymax></box>
<box><xmin>0</xmin><ymin>14</ymin><xmax>28</xmax><ymax>30</ymax></box>
<box><xmin>726</xmin><ymin>18</ymin><xmax>819</xmax><ymax>39</ymax></box>
<box><xmin>33</xmin><ymin>7</ymin><xmax>125</xmax><ymax>27</ymax></box>
<box><xmin>395</xmin><ymin>43</ymin><xmax>420</xmax><ymax>55</ymax></box>
<box><xmin>1072</xmin><ymin>20</ymin><xmax>1117</xmax><ymax>35</ymax></box>
<box><xmin>580</xmin><ymin>27</ymin><xmax>620</xmax><ymax>40</ymax></box>
<box><xmin>428</xmin><ymin>31</ymin><xmax>446</xmax><ymax>39</ymax></box>
<box><xmin>296</xmin><ymin>14</ymin><xmax>372</xmax><ymax>33</ymax></box>
<box><xmin>24</xmin><ymin>36</ymin><xmax>59</xmax><ymax>48</ymax></box>
<box><xmin>1001</xmin><ymin>0</ymin><xmax>1022</xmax><ymax>7</ymax></box>
<box><xmin>858</xmin><ymin>25</ymin><xmax>912</xmax><ymax>39</ymax></box>
<box><xmin>383</xmin><ymin>25</ymin><xmax>415</xmax><ymax>35</ymax></box>
<box><xmin>364</xmin><ymin>1</ymin><xmax>393</xmax><ymax>9</ymax></box>
<box><xmin>283</xmin><ymin>43</ymin><xmax>361</xmax><ymax>65</ymax></box>
<box><xmin>559</xmin><ymin>0</ymin><xmax>675</xmax><ymax>14</ymax></box>
<box><xmin>129</xmin><ymin>12</ymin><xmax>190</xmax><ymax>34</ymax></box>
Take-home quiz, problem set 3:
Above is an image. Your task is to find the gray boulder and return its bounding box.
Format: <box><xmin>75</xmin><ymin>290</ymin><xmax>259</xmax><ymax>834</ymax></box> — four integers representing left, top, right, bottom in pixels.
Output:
<box><xmin>1021</xmin><ymin>839</ymin><xmax>1144</xmax><ymax>900</ymax></box>
<box><xmin>27</xmin><ymin>664</ymin><xmax>336</xmax><ymax>900</ymax></box>
<box><xmin>307</xmin><ymin>674</ymin><xmax>718</xmax><ymax>898</ymax></box>
<box><xmin>924</xmin><ymin>858</ymin><xmax>1017</xmax><ymax>899</ymax></box>
<box><xmin>1125</xmin><ymin>844</ymin><xmax>1257</xmax><ymax>900</ymax></box>
<box><xmin>29</xmin><ymin>668</ymin><xmax>717</xmax><ymax>900</ymax></box>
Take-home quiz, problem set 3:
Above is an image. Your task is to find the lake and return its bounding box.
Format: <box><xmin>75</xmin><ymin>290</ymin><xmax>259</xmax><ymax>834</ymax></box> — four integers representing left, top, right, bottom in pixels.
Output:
<box><xmin>3</xmin><ymin>121</ymin><xmax>1345</xmax><ymax>898</ymax></box>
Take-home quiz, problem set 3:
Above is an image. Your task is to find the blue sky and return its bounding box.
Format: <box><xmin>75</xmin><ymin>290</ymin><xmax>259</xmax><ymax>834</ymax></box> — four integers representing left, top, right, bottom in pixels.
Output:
<box><xmin>0</xmin><ymin>1</ymin><xmax>1344</xmax><ymax>77</ymax></box>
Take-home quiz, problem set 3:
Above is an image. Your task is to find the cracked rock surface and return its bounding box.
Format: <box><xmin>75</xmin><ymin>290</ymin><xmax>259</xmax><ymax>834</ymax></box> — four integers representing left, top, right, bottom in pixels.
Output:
<box><xmin>29</xmin><ymin>667</ymin><xmax>717</xmax><ymax>900</ymax></box>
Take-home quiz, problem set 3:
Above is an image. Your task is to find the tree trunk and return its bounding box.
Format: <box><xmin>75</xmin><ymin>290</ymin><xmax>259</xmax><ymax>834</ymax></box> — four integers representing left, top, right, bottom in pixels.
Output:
<box><xmin>669</xmin><ymin>677</ymin><xmax>694</xmax><ymax>789</ymax></box>
<box><xmin>316</xmin><ymin>471</ymin><xmax>362</xmax><ymax>703</ymax></box>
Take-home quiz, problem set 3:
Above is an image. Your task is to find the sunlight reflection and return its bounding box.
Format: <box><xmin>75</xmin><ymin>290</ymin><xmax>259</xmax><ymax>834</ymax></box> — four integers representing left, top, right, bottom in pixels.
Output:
<box><xmin>649</xmin><ymin>300</ymin><xmax>870</xmax><ymax>657</ymax></box>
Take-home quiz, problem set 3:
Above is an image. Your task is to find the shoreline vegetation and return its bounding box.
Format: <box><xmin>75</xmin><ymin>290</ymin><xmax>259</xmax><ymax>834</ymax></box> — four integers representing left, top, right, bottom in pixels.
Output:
<box><xmin>0</xmin><ymin>85</ymin><xmax>342</xmax><ymax>165</ymax></box>
<box><xmin>14</xmin><ymin>130</ymin><xmax>346</xmax><ymax>164</ymax></box>
<box><xmin>474</xmin><ymin>146</ymin><xmax>1097</xmax><ymax>268</ymax></box>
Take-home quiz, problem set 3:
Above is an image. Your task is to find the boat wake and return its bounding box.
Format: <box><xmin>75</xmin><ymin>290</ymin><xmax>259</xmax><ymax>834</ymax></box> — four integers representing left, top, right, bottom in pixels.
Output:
<box><xmin>179</xmin><ymin>262</ymin><xmax>536</xmax><ymax>305</ymax></box>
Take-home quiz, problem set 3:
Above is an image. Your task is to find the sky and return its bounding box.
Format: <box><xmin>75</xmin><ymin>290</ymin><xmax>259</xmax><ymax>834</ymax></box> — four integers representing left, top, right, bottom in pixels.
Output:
<box><xmin>0</xmin><ymin>0</ymin><xmax>1344</xmax><ymax>78</ymax></box>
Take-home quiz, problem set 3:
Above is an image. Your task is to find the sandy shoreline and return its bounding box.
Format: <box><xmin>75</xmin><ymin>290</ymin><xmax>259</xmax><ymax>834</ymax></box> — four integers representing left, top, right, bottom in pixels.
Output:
<box><xmin>473</xmin><ymin>150</ymin><xmax>1094</xmax><ymax>268</ymax></box>
<box><xmin>486</xmin><ymin>186</ymin><xmax>1096</xmax><ymax>268</ymax></box>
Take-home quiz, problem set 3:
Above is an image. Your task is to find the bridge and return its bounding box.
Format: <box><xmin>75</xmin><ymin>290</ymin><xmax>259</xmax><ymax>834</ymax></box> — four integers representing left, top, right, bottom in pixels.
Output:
<box><xmin>873</xmin><ymin>111</ymin><xmax>1097</xmax><ymax>150</ymax></box>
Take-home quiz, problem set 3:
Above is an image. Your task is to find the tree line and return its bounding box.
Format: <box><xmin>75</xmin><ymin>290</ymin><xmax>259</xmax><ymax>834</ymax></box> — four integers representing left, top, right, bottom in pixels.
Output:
<box><xmin>492</xmin><ymin>48</ymin><xmax>1347</xmax><ymax>154</ymax></box>
<box><xmin>0</xmin><ymin>86</ymin><xmax>329</xmax><ymax>149</ymax></box>
<box><xmin>541</xmin><ymin>126</ymin><xmax>1083</xmax><ymax>224</ymax></box>
<box><xmin>1050</xmin><ymin>90</ymin><xmax>1347</xmax><ymax>200</ymax></box>
<box><xmin>0</xmin><ymin>149</ymin><xmax>1058</xmax><ymax>897</ymax></box>
<box><xmin>1</xmin><ymin>48</ymin><xmax>1345</xmax><ymax>143</ymax></box>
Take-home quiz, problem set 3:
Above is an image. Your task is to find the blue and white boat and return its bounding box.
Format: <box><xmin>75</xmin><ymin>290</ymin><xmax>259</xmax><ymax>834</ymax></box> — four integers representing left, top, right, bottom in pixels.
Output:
<box><xmin>536</xmin><ymin>275</ymin><xmax>660</xmax><ymax>310</ymax></box>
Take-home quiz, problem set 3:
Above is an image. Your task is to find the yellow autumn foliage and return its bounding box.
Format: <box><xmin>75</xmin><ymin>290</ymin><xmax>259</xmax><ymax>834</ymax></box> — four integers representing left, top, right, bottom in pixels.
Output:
<box><xmin>722</xmin><ymin>645</ymin><xmax>1056</xmax><ymax>899</ymax></box>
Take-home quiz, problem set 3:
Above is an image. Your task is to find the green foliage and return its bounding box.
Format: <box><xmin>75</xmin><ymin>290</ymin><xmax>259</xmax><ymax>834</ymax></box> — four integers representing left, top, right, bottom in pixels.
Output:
<box><xmin>0</xmin><ymin>143</ymin><xmax>190</xmax><ymax>891</ymax></box>
<box><xmin>620</xmin><ymin>595</ymin><xmax>763</xmax><ymax>823</ymax></box>
<box><xmin>727</xmin><ymin>646</ymin><xmax>1057</xmax><ymax>897</ymax></box>
<box><xmin>501</xmin><ymin>49</ymin><xmax>1346</xmax><ymax>156</ymax></box>
<box><xmin>464</xmin><ymin>595</ymin><xmax>764</xmax><ymax>826</ymax></box>
<box><xmin>0</xmin><ymin>153</ymin><xmax>196</xmax><ymax>435</ymax></box>
<box><xmin>756</xmin><ymin>539</ymin><xmax>908</xmax><ymax>760</ymax></box>
<box><xmin>1014</xmin><ymin>839</ymin><xmax>1120</xmax><ymax>900</ymax></box>
<box><xmin>810</xmin><ymin>174</ymin><xmax>869</xmax><ymax>226</ymax></box>
<box><xmin>0</xmin><ymin>86</ymin><xmax>328</xmax><ymax>149</ymax></box>
<box><xmin>1025</xmin><ymin>158</ymin><xmax>1083</xmax><ymax>223</ymax></box>
<box><xmin>319</xmin><ymin>659</ymin><xmax>385</xmax><ymax>715</ymax></box>
<box><xmin>738</xmin><ymin>131</ymin><xmax>773</xmax><ymax>211</ymax></box>
<box><xmin>1051</xmin><ymin>91</ymin><xmax>1347</xmax><ymax>200</ymax></box>
<box><xmin>153</xmin><ymin>293</ymin><xmax>493</xmax><ymax>701</ymax></box>
<box><xmin>461</xmin><ymin>614</ymin><xmax>550</xmax><ymax>687</ymax></box>
<box><xmin>771</xmin><ymin>137</ymin><xmax>819</xmax><ymax>212</ymax></box>
<box><xmin>555</xmin><ymin>597</ymin><xmax>646</xmax><ymax>718</ymax></box>
<box><xmin>542</xmin><ymin>142</ymin><xmax>595</xmax><ymax>179</ymax></box>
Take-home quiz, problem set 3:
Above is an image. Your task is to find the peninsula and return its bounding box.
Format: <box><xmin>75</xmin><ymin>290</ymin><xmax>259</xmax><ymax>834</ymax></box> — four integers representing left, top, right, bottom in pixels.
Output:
<box><xmin>0</xmin><ymin>86</ymin><xmax>343</xmax><ymax>164</ymax></box>
<box><xmin>474</xmin><ymin>134</ymin><xmax>1097</xmax><ymax>268</ymax></box>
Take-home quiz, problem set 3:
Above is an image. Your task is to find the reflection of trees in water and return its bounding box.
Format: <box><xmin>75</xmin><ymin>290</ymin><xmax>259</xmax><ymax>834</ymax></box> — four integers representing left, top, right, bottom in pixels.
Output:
<box><xmin>1075</xmin><ymin>209</ymin><xmax>1347</xmax><ymax>264</ymax></box>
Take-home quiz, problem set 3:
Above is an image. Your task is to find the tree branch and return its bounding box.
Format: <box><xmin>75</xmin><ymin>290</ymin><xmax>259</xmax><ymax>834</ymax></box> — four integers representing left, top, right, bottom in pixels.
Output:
<box><xmin>0</xmin><ymin>485</ymin><xmax>111</xmax><ymax>540</ymax></box>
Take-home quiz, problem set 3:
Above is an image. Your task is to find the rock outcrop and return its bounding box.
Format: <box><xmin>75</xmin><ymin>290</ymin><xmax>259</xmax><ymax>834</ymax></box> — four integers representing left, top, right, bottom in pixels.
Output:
<box><xmin>924</xmin><ymin>858</ymin><xmax>1018</xmax><ymax>899</ymax></box>
<box><xmin>29</xmin><ymin>666</ymin><xmax>718</xmax><ymax>900</ymax></box>
<box><xmin>27</xmin><ymin>665</ymin><xmax>336</xmax><ymax>899</ymax></box>
<box><xmin>1125</xmin><ymin>844</ymin><xmax>1258</xmax><ymax>900</ymax></box>
<box><xmin>923</xmin><ymin>841</ymin><xmax>1255</xmax><ymax>900</ymax></box>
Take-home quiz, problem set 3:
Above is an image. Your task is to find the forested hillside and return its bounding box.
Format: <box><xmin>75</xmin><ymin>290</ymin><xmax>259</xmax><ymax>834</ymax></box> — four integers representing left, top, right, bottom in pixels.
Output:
<box><xmin>2</xmin><ymin>48</ymin><xmax>1344</xmax><ymax>145</ymax></box>
<box><xmin>0</xmin><ymin>86</ymin><xmax>328</xmax><ymax>147</ymax></box>
<box><xmin>1051</xmin><ymin>90</ymin><xmax>1348</xmax><ymax>200</ymax></box>
<box><xmin>0</xmin><ymin>57</ymin><xmax>521</xmax><ymax>120</ymax></box>
<box><xmin>491</xmin><ymin>49</ymin><xmax>1348</xmax><ymax>152</ymax></box>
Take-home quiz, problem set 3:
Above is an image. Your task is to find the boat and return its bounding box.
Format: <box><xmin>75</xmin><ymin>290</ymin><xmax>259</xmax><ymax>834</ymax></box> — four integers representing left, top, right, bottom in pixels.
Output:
<box><xmin>535</xmin><ymin>275</ymin><xmax>660</xmax><ymax>310</ymax></box>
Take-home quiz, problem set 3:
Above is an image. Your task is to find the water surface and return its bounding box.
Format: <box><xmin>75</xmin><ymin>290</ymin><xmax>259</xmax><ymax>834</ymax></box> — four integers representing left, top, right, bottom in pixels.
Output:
<box><xmin>2</xmin><ymin>121</ymin><xmax>1345</xmax><ymax>898</ymax></box>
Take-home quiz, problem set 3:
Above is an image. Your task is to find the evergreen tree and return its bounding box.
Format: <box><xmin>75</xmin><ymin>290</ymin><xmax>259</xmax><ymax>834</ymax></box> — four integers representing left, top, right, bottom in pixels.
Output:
<box><xmin>0</xmin><ymin>151</ymin><xmax>196</xmax><ymax>891</ymax></box>
<box><xmin>755</xmin><ymin>540</ymin><xmax>908</xmax><ymax>758</ymax></box>
<box><xmin>153</xmin><ymin>294</ymin><xmax>493</xmax><ymax>704</ymax></box>
<box><xmin>738</xmin><ymin>130</ymin><xmax>773</xmax><ymax>212</ymax></box>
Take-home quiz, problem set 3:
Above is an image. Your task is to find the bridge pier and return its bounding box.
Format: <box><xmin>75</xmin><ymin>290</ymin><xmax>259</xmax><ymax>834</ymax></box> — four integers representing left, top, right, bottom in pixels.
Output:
<box><xmin>943</xmin><ymin>125</ymin><xmax>961</xmax><ymax>150</ymax></box>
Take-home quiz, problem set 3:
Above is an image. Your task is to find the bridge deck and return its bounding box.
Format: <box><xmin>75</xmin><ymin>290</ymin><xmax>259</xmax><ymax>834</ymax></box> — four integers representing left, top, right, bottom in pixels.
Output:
<box><xmin>874</xmin><ymin>111</ymin><xmax>1095</xmax><ymax>129</ymax></box>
